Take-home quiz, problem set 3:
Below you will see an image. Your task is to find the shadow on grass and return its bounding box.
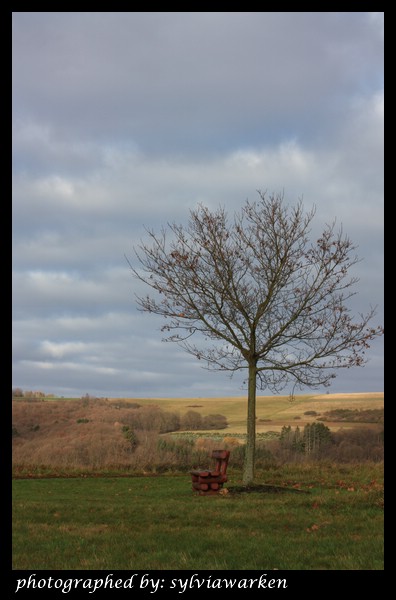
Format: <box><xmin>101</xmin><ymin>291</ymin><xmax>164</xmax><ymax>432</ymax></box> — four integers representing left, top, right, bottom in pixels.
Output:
<box><xmin>227</xmin><ymin>484</ymin><xmax>311</xmax><ymax>494</ymax></box>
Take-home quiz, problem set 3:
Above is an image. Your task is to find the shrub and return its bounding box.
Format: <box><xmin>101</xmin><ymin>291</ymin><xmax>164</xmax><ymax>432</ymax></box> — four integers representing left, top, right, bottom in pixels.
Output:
<box><xmin>123</xmin><ymin>405</ymin><xmax>180</xmax><ymax>433</ymax></box>
<box><xmin>319</xmin><ymin>408</ymin><xmax>384</xmax><ymax>423</ymax></box>
<box><xmin>180</xmin><ymin>410</ymin><xmax>203</xmax><ymax>430</ymax></box>
<box><xmin>121</xmin><ymin>426</ymin><xmax>138</xmax><ymax>450</ymax></box>
<box><xmin>202</xmin><ymin>414</ymin><xmax>228</xmax><ymax>430</ymax></box>
<box><xmin>229</xmin><ymin>442</ymin><xmax>274</xmax><ymax>468</ymax></box>
<box><xmin>112</xmin><ymin>401</ymin><xmax>141</xmax><ymax>409</ymax></box>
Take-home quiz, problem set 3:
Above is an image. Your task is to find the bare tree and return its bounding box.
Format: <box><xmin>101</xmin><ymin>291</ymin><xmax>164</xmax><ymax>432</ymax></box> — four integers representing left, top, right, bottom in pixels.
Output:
<box><xmin>127</xmin><ymin>191</ymin><xmax>383</xmax><ymax>484</ymax></box>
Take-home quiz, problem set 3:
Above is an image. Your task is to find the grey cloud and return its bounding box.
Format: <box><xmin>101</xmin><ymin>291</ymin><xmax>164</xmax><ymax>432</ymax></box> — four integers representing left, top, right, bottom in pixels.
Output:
<box><xmin>13</xmin><ymin>12</ymin><xmax>383</xmax><ymax>158</ymax></box>
<box><xmin>12</xmin><ymin>12</ymin><xmax>384</xmax><ymax>397</ymax></box>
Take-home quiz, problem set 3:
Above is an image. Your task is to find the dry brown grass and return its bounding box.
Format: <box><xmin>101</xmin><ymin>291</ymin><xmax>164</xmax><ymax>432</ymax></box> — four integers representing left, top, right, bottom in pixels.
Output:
<box><xmin>312</xmin><ymin>392</ymin><xmax>383</xmax><ymax>400</ymax></box>
<box><xmin>12</xmin><ymin>393</ymin><xmax>383</xmax><ymax>470</ymax></box>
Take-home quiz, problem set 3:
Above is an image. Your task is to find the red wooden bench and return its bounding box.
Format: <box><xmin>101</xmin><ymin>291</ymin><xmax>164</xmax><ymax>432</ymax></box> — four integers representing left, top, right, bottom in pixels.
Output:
<box><xmin>190</xmin><ymin>449</ymin><xmax>230</xmax><ymax>495</ymax></box>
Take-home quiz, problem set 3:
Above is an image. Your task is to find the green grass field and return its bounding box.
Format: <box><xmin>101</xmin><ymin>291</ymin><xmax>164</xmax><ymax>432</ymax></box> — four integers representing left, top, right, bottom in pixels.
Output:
<box><xmin>12</xmin><ymin>463</ymin><xmax>383</xmax><ymax>570</ymax></box>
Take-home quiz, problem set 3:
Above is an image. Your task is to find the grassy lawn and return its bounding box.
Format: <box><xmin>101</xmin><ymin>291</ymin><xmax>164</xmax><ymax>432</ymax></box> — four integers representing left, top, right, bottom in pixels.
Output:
<box><xmin>12</xmin><ymin>463</ymin><xmax>383</xmax><ymax>570</ymax></box>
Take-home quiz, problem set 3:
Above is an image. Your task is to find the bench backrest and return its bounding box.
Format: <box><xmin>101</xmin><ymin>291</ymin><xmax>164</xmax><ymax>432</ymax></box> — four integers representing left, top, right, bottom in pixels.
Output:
<box><xmin>211</xmin><ymin>449</ymin><xmax>230</xmax><ymax>475</ymax></box>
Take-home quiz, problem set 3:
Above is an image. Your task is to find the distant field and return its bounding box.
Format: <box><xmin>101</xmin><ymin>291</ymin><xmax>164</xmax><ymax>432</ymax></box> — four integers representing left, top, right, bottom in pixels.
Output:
<box><xmin>107</xmin><ymin>392</ymin><xmax>384</xmax><ymax>434</ymax></box>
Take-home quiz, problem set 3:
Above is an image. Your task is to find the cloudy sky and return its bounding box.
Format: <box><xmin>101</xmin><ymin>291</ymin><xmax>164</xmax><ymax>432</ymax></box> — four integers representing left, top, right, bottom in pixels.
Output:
<box><xmin>12</xmin><ymin>12</ymin><xmax>384</xmax><ymax>398</ymax></box>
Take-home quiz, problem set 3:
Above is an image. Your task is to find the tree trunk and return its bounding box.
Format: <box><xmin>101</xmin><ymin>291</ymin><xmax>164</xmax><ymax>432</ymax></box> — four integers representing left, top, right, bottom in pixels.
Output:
<box><xmin>243</xmin><ymin>361</ymin><xmax>257</xmax><ymax>485</ymax></box>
